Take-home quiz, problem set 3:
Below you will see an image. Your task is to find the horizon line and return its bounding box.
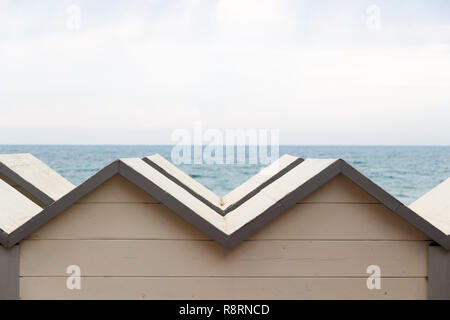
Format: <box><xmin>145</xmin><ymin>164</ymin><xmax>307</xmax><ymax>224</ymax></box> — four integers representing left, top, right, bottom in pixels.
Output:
<box><xmin>0</xmin><ymin>144</ymin><xmax>449</xmax><ymax>147</ymax></box>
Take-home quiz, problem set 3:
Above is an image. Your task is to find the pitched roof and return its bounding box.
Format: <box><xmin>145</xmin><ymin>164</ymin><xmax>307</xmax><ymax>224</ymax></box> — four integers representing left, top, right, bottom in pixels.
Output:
<box><xmin>410</xmin><ymin>178</ymin><xmax>450</xmax><ymax>236</ymax></box>
<box><xmin>0</xmin><ymin>154</ymin><xmax>74</xmax><ymax>206</ymax></box>
<box><xmin>1</xmin><ymin>154</ymin><xmax>449</xmax><ymax>250</ymax></box>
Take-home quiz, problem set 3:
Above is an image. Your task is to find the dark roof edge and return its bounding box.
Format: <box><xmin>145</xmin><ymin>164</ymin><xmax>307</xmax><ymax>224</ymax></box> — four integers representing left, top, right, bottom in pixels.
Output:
<box><xmin>2</xmin><ymin>158</ymin><xmax>449</xmax><ymax>250</ymax></box>
<box><xmin>0</xmin><ymin>163</ymin><xmax>54</xmax><ymax>207</ymax></box>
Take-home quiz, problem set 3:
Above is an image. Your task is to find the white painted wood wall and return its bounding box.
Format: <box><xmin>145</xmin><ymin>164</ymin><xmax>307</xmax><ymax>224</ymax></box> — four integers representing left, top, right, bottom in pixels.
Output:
<box><xmin>19</xmin><ymin>174</ymin><xmax>430</xmax><ymax>299</ymax></box>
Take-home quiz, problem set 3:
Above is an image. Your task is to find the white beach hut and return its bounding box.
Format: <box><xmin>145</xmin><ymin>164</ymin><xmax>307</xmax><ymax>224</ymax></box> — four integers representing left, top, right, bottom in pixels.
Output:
<box><xmin>0</xmin><ymin>154</ymin><xmax>449</xmax><ymax>300</ymax></box>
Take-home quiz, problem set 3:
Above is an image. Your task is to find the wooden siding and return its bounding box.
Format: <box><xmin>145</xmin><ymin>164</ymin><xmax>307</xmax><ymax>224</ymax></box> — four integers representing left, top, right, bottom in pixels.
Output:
<box><xmin>20</xmin><ymin>277</ymin><xmax>427</xmax><ymax>300</ymax></box>
<box><xmin>26</xmin><ymin>203</ymin><xmax>427</xmax><ymax>241</ymax></box>
<box><xmin>20</xmin><ymin>174</ymin><xmax>430</xmax><ymax>299</ymax></box>
<box><xmin>20</xmin><ymin>240</ymin><xmax>429</xmax><ymax>277</ymax></box>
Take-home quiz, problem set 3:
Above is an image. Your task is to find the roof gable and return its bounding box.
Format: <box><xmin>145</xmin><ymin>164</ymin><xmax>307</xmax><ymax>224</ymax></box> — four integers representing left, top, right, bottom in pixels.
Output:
<box><xmin>77</xmin><ymin>174</ymin><xmax>159</xmax><ymax>204</ymax></box>
<box><xmin>300</xmin><ymin>174</ymin><xmax>380</xmax><ymax>203</ymax></box>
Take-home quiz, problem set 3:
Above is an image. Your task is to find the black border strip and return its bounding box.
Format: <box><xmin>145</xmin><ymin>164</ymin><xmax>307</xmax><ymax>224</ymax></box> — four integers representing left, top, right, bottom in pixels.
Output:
<box><xmin>142</xmin><ymin>157</ymin><xmax>304</xmax><ymax>216</ymax></box>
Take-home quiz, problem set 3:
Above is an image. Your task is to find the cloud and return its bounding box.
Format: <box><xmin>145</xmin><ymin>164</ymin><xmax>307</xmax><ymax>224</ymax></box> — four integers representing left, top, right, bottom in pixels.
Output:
<box><xmin>0</xmin><ymin>0</ymin><xmax>449</xmax><ymax>144</ymax></box>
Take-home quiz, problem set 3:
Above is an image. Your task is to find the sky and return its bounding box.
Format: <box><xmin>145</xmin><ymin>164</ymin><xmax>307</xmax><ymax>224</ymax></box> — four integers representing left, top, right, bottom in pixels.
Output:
<box><xmin>0</xmin><ymin>0</ymin><xmax>449</xmax><ymax>145</ymax></box>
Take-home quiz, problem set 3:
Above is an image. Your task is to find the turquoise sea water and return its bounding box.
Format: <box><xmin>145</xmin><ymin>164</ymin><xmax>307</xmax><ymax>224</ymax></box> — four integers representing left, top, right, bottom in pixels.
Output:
<box><xmin>0</xmin><ymin>145</ymin><xmax>449</xmax><ymax>205</ymax></box>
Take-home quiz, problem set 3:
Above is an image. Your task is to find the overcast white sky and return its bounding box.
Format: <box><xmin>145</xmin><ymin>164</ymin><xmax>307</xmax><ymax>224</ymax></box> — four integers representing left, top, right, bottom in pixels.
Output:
<box><xmin>0</xmin><ymin>0</ymin><xmax>449</xmax><ymax>144</ymax></box>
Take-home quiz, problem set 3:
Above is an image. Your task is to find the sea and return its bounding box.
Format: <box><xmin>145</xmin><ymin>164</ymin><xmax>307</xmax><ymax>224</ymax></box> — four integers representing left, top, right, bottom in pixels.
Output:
<box><xmin>0</xmin><ymin>145</ymin><xmax>449</xmax><ymax>205</ymax></box>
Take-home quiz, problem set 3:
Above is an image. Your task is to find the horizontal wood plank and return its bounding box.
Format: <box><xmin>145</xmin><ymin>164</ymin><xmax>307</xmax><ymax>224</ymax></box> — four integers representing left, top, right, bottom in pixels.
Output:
<box><xmin>251</xmin><ymin>203</ymin><xmax>428</xmax><ymax>240</ymax></box>
<box><xmin>19</xmin><ymin>277</ymin><xmax>427</xmax><ymax>300</ymax></box>
<box><xmin>19</xmin><ymin>240</ymin><xmax>429</xmax><ymax>277</ymax></box>
<box><xmin>28</xmin><ymin>203</ymin><xmax>428</xmax><ymax>241</ymax></box>
<box><xmin>28</xmin><ymin>203</ymin><xmax>209</xmax><ymax>240</ymax></box>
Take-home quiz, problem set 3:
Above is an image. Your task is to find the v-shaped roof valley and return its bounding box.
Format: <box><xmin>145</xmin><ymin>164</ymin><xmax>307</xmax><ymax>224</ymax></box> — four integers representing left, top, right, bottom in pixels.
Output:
<box><xmin>142</xmin><ymin>154</ymin><xmax>305</xmax><ymax>214</ymax></box>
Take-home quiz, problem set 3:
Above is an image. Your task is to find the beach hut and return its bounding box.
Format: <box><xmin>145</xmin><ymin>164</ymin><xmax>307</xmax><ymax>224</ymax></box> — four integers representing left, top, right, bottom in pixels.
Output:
<box><xmin>0</xmin><ymin>154</ymin><xmax>449</xmax><ymax>300</ymax></box>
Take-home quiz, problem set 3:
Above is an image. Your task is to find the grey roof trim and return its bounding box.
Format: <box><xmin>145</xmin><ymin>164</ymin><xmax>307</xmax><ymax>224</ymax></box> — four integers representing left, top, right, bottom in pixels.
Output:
<box><xmin>1</xmin><ymin>158</ymin><xmax>449</xmax><ymax>250</ymax></box>
<box><xmin>0</xmin><ymin>162</ymin><xmax>54</xmax><ymax>207</ymax></box>
<box><xmin>141</xmin><ymin>156</ymin><xmax>304</xmax><ymax>216</ymax></box>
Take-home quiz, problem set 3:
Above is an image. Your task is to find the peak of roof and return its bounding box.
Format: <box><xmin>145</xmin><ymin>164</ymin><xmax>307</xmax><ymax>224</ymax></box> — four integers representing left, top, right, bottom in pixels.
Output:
<box><xmin>0</xmin><ymin>153</ymin><xmax>74</xmax><ymax>206</ymax></box>
<box><xmin>0</xmin><ymin>154</ymin><xmax>449</xmax><ymax>250</ymax></box>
